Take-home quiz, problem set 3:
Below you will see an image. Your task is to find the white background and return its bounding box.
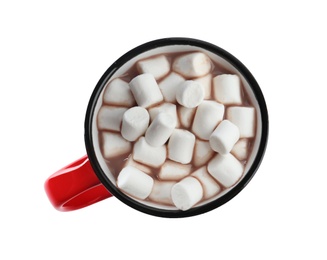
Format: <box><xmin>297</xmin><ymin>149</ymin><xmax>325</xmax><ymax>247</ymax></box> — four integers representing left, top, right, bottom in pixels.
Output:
<box><xmin>1</xmin><ymin>1</ymin><xmax>326</xmax><ymax>259</ymax></box>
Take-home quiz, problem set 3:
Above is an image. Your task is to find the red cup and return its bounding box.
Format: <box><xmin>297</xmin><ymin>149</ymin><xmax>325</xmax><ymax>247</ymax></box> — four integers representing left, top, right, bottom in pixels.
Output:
<box><xmin>44</xmin><ymin>38</ymin><xmax>268</xmax><ymax>217</ymax></box>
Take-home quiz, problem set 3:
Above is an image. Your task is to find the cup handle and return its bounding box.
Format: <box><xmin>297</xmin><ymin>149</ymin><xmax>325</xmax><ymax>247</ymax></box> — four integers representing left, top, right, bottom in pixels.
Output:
<box><xmin>44</xmin><ymin>155</ymin><xmax>112</xmax><ymax>211</ymax></box>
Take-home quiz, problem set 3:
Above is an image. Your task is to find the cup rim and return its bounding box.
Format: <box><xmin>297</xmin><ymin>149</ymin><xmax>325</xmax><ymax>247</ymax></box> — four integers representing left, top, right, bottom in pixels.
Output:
<box><xmin>84</xmin><ymin>37</ymin><xmax>269</xmax><ymax>218</ymax></box>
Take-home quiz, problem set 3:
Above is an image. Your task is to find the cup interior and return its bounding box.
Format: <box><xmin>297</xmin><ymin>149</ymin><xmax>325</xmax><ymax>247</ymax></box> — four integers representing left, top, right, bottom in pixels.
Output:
<box><xmin>85</xmin><ymin>38</ymin><xmax>268</xmax><ymax>217</ymax></box>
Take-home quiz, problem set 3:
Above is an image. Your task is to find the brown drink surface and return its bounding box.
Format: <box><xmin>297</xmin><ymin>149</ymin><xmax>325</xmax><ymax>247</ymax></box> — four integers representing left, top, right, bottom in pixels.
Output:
<box><xmin>97</xmin><ymin>51</ymin><xmax>256</xmax><ymax>207</ymax></box>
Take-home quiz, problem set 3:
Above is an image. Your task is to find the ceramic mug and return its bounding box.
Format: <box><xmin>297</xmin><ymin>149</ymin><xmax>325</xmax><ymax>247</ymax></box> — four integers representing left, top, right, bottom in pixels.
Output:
<box><xmin>44</xmin><ymin>38</ymin><xmax>268</xmax><ymax>218</ymax></box>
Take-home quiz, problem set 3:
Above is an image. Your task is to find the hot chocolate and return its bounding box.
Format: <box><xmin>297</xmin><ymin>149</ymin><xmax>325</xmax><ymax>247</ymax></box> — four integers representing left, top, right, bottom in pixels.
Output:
<box><xmin>96</xmin><ymin>51</ymin><xmax>256</xmax><ymax>211</ymax></box>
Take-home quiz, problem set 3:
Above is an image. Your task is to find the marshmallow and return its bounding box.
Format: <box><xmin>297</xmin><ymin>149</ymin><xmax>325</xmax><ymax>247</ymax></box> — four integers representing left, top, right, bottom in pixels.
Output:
<box><xmin>102</xmin><ymin>132</ymin><xmax>132</xmax><ymax>159</ymax></box>
<box><xmin>148</xmin><ymin>180</ymin><xmax>176</xmax><ymax>205</ymax></box>
<box><xmin>213</xmin><ymin>74</ymin><xmax>242</xmax><ymax>105</ymax></box>
<box><xmin>121</xmin><ymin>106</ymin><xmax>149</xmax><ymax>142</ymax></box>
<box><xmin>158</xmin><ymin>160</ymin><xmax>192</xmax><ymax>181</ymax></box>
<box><xmin>231</xmin><ymin>139</ymin><xmax>249</xmax><ymax>161</ymax></box>
<box><xmin>159</xmin><ymin>72</ymin><xmax>185</xmax><ymax>102</ymax></box>
<box><xmin>191</xmin><ymin>166</ymin><xmax>221</xmax><ymax>200</ymax></box>
<box><xmin>176</xmin><ymin>80</ymin><xmax>204</xmax><ymax>108</ymax></box>
<box><xmin>133</xmin><ymin>137</ymin><xmax>166</xmax><ymax>167</ymax></box>
<box><xmin>97</xmin><ymin>106</ymin><xmax>127</xmax><ymax>132</ymax></box>
<box><xmin>194</xmin><ymin>73</ymin><xmax>212</xmax><ymax>99</ymax></box>
<box><xmin>124</xmin><ymin>156</ymin><xmax>152</xmax><ymax>175</ymax></box>
<box><xmin>193</xmin><ymin>139</ymin><xmax>215</xmax><ymax>167</ymax></box>
<box><xmin>102</xmin><ymin>78</ymin><xmax>136</xmax><ymax>107</ymax></box>
<box><xmin>192</xmin><ymin>100</ymin><xmax>225</xmax><ymax>140</ymax></box>
<box><xmin>148</xmin><ymin>103</ymin><xmax>179</xmax><ymax>127</ymax></box>
<box><xmin>209</xmin><ymin>120</ymin><xmax>240</xmax><ymax>155</ymax></box>
<box><xmin>145</xmin><ymin>112</ymin><xmax>175</xmax><ymax>147</ymax></box>
<box><xmin>207</xmin><ymin>153</ymin><xmax>244</xmax><ymax>188</ymax></box>
<box><xmin>171</xmin><ymin>177</ymin><xmax>203</xmax><ymax>211</ymax></box>
<box><xmin>168</xmin><ymin>129</ymin><xmax>195</xmax><ymax>164</ymax></box>
<box><xmin>226</xmin><ymin>106</ymin><xmax>256</xmax><ymax>138</ymax></box>
<box><xmin>177</xmin><ymin>106</ymin><xmax>196</xmax><ymax>128</ymax></box>
<box><xmin>129</xmin><ymin>73</ymin><xmax>164</xmax><ymax>108</ymax></box>
<box><xmin>137</xmin><ymin>55</ymin><xmax>170</xmax><ymax>80</ymax></box>
<box><xmin>173</xmin><ymin>52</ymin><xmax>211</xmax><ymax>78</ymax></box>
<box><xmin>117</xmin><ymin>166</ymin><xmax>154</xmax><ymax>200</ymax></box>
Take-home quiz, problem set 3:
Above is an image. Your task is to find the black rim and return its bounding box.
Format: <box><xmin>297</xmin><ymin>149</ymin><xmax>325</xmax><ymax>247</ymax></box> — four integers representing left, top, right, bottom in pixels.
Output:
<box><xmin>84</xmin><ymin>37</ymin><xmax>269</xmax><ymax>218</ymax></box>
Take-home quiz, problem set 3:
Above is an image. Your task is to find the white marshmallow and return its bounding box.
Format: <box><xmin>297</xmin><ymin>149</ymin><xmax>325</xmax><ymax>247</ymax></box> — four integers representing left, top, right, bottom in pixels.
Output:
<box><xmin>177</xmin><ymin>106</ymin><xmax>196</xmax><ymax>128</ymax></box>
<box><xmin>191</xmin><ymin>166</ymin><xmax>221</xmax><ymax>200</ymax></box>
<box><xmin>121</xmin><ymin>106</ymin><xmax>149</xmax><ymax>141</ymax></box>
<box><xmin>97</xmin><ymin>106</ymin><xmax>127</xmax><ymax>132</ymax></box>
<box><xmin>145</xmin><ymin>112</ymin><xmax>175</xmax><ymax>147</ymax></box>
<box><xmin>226</xmin><ymin>106</ymin><xmax>256</xmax><ymax>138</ymax></box>
<box><xmin>193</xmin><ymin>139</ymin><xmax>215</xmax><ymax>167</ymax></box>
<box><xmin>171</xmin><ymin>177</ymin><xmax>203</xmax><ymax>211</ymax></box>
<box><xmin>176</xmin><ymin>80</ymin><xmax>204</xmax><ymax>108</ymax></box>
<box><xmin>213</xmin><ymin>74</ymin><xmax>242</xmax><ymax>105</ymax></box>
<box><xmin>194</xmin><ymin>73</ymin><xmax>212</xmax><ymax>99</ymax></box>
<box><xmin>148</xmin><ymin>180</ymin><xmax>176</xmax><ymax>205</ymax></box>
<box><xmin>133</xmin><ymin>137</ymin><xmax>166</xmax><ymax>167</ymax></box>
<box><xmin>159</xmin><ymin>72</ymin><xmax>185</xmax><ymax>102</ymax></box>
<box><xmin>207</xmin><ymin>153</ymin><xmax>244</xmax><ymax>188</ymax></box>
<box><xmin>168</xmin><ymin>129</ymin><xmax>195</xmax><ymax>164</ymax></box>
<box><xmin>209</xmin><ymin>120</ymin><xmax>240</xmax><ymax>155</ymax></box>
<box><xmin>192</xmin><ymin>100</ymin><xmax>225</xmax><ymax>140</ymax></box>
<box><xmin>148</xmin><ymin>103</ymin><xmax>179</xmax><ymax>127</ymax></box>
<box><xmin>129</xmin><ymin>73</ymin><xmax>164</xmax><ymax>108</ymax></box>
<box><xmin>124</xmin><ymin>156</ymin><xmax>152</xmax><ymax>175</ymax></box>
<box><xmin>117</xmin><ymin>166</ymin><xmax>154</xmax><ymax>200</ymax></box>
<box><xmin>137</xmin><ymin>55</ymin><xmax>170</xmax><ymax>80</ymax></box>
<box><xmin>102</xmin><ymin>132</ymin><xmax>132</xmax><ymax>159</ymax></box>
<box><xmin>103</xmin><ymin>78</ymin><xmax>136</xmax><ymax>107</ymax></box>
<box><xmin>173</xmin><ymin>52</ymin><xmax>211</xmax><ymax>78</ymax></box>
<box><xmin>231</xmin><ymin>139</ymin><xmax>249</xmax><ymax>161</ymax></box>
<box><xmin>159</xmin><ymin>160</ymin><xmax>192</xmax><ymax>181</ymax></box>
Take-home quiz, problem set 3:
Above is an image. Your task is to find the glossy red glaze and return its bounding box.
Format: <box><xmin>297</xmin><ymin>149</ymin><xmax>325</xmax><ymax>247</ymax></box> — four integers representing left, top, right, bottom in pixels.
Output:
<box><xmin>44</xmin><ymin>155</ymin><xmax>112</xmax><ymax>211</ymax></box>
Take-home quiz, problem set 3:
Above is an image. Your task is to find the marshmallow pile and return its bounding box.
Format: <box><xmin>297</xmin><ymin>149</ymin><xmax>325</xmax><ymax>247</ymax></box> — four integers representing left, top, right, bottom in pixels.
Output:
<box><xmin>98</xmin><ymin>52</ymin><xmax>256</xmax><ymax>211</ymax></box>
